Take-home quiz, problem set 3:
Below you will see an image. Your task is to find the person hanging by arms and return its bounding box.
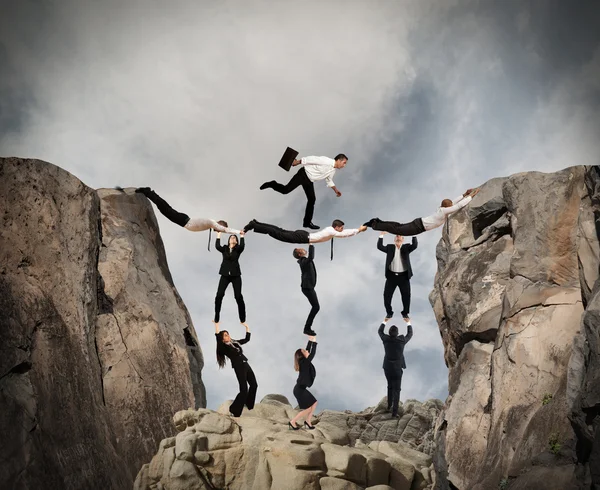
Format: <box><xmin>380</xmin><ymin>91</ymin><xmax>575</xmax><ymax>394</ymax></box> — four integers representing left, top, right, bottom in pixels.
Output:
<box><xmin>293</xmin><ymin>245</ymin><xmax>319</xmax><ymax>336</ymax></box>
<box><xmin>127</xmin><ymin>187</ymin><xmax>240</xmax><ymax>249</ymax></box>
<box><xmin>289</xmin><ymin>337</ymin><xmax>318</xmax><ymax>430</ymax></box>
<box><xmin>364</xmin><ymin>188</ymin><xmax>481</xmax><ymax>236</ymax></box>
<box><xmin>378</xmin><ymin>233</ymin><xmax>418</xmax><ymax>320</ymax></box>
<box><xmin>214</xmin><ymin>231</ymin><xmax>247</xmax><ymax>325</ymax></box>
<box><xmin>378</xmin><ymin>317</ymin><xmax>413</xmax><ymax>418</ymax></box>
<box><xmin>260</xmin><ymin>154</ymin><xmax>348</xmax><ymax>229</ymax></box>
<box><xmin>215</xmin><ymin>322</ymin><xmax>258</xmax><ymax>418</ymax></box>
<box><xmin>243</xmin><ymin>219</ymin><xmax>367</xmax><ymax>260</ymax></box>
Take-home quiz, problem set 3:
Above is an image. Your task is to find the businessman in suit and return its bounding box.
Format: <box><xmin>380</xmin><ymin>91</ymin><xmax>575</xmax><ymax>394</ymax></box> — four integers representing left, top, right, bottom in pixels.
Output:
<box><xmin>293</xmin><ymin>245</ymin><xmax>319</xmax><ymax>336</ymax></box>
<box><xmin>377</xmin><ymin>232</ymin><xmax>418</xmax><ymax>320</ymax></box>
<box><xmin>378</xmin><ymin>318</ymin><xmax>413</xmax><ymax>417</ymax></box>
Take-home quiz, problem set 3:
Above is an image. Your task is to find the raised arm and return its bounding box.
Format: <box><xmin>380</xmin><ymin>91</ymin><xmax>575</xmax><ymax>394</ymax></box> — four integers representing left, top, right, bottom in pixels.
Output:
<box><xmin>378</xmin><ymin>321</ymin><xmax>389</xmax><ymax>341</ymax></box>
<box><xmin>306</xmin><ymin>340</ymin><xmax>317</xmax><ymax>362</ymax></box>
<box><xmin>404</xmin><ymin>237</ymin><xmax>418</xmax><ymax>253</ymax></box>
<box><xmin>237</xmin><ymin>331</ymin><xmax>251</xmax><ymax>345</ymax></box>
<box><xmin>404</xmin><ymin>322</ymin><xmax>413</xmax><ymax>343</ymax></box>
<box><xmin>377</xmin><ymin>235</ymin><xmax>387</xmax><ymax>252</ymax></box>
<box><xmin>215</xmin><ymin>235</ymin><xmax>227</xmax><ymax>252</ymax></box>
<box><xmin>237</xmin><ymin>236</ymin><xmax>245</xmax><ymax>254</ymax></box>
<box><xmin>307</xmin><ymin>244</ymin><xmax>315</xmax><ymax>260</ymax></box>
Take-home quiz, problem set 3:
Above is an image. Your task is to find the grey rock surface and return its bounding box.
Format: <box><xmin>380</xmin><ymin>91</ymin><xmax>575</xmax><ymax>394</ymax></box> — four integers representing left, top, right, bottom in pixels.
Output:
<box><xmin>0</xmin><ymin>158</ymin><xmax>205</xmax><ymax>489</ymax></box>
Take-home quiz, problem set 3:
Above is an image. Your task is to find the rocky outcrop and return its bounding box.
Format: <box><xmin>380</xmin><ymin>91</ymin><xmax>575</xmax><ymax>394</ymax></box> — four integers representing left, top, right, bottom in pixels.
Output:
<box><xmin>135</xmin><ymin>395</ymin><xmax>443</xmax><ymax>490</ymax></box>
<box><xmin>0</xmin><ymin>158</ymin><xmax>205</xmax><ymax>489</ymax></box>
<box><xmin>429</xmin><ymin>166</ymin><xmax>600</xmax><ymax>489</ymax></box>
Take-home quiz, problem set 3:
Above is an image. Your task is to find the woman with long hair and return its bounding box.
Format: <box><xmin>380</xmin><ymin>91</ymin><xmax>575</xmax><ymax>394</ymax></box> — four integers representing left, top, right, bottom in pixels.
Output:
<box><xmin>289</xmin><ymin>336</ymin><xmax>318</xmax><ymax>430</ymax></box>
<box><xmin>215</xmin><ymin>321</ymin><xmax>258</xmax><ymax>417</ymax></box>
<box><xmin>214</xmin><ymin>231</ymin><xmax>247</xmax><ymax>324</ymax></box>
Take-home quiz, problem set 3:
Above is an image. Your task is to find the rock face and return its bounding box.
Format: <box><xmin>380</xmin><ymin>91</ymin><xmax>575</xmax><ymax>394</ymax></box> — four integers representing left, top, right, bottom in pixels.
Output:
<box><xmin>135</xmin><ymin>395</ymin><xmax>443</xmax><ymax>490</ymax></box>
<box><xmin>0</xmin><ymin>158</ymin><xmax>205</xmax><ymax>489</ymax></box>
<box><xmin>429</xmin><ymin>166</ymin><xmax>600</xmax><ymax>489</ymax></box>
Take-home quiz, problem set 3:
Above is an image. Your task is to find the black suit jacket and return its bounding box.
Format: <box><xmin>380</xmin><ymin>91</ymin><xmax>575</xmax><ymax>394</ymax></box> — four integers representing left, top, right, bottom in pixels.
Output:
<box><xmin>216</xmin><ymin>332</ymin><xmax>250</xmax><ymax>368</ymax></box>
<box><xmin>378</xmin><ymin>323</ymin><xmax>413</xmax><ymax>370</ymax></box>
<box><xmin>298</xmin><ymin>245</ymin><xmax>317</xmax><ymax>289</ymax></box>
<box><xmin>377</xmin><ymin>237</ymin><xmax>418</xmax><ymax>279</ymax></box>
<box><xmin>297</xmin><ymin>341</ymin><xmax>317</xmax><ymax>387</ymax></box>
<box><xmin>215</xmin><ymin>236</ymin><xmax>245</xmax><ymax>276</ymax></box>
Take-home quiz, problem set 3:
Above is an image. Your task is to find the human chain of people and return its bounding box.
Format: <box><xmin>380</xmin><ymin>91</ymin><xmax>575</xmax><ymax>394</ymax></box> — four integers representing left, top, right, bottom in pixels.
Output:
<box><xmin>120</xmin><ymin>148</ymin><xmax>480</xmax><ymax>427</ymax></box>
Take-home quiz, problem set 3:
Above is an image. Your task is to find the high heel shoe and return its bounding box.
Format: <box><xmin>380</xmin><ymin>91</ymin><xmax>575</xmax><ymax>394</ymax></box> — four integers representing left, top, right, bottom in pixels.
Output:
<box><xmin>304</xmin><ymin>421</ymin><xmax>315</xmax><ymax>430</ymax></box>
<box><xmin>288</xmin><ymin>421</ymin><xmax>299</xmax><ymax>430</ymax></box>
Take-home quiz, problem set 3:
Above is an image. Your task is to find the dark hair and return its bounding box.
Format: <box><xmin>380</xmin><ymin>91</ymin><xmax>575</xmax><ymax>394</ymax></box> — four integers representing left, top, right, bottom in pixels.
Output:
<box><xmin>440</xmin><ymin>199</ymin><xmax>453</xmax><ymax>208</ymax></box>
<box><xmin>389</xmin><ymin>325</ymin><xmax>399</xmax><ymax>337</ymax></box>
<box><xmin>216</xmin><ymin>331</ymin><xmax>229</xmax><ymax>368</ymax></box>
<box><xmin>228</xmin><ymin>235</ymin><xmax>238</xmax><ymax>246</ymax></box>
<box><xmin>294</xmin><ymin>349</ymin><xmax>304</xmax><ymax>371</ymax></box>
<box><xmin>331</xmin><ymin>219</ymin><xmax>344</xmax><ymax>228</ymax></box>
<box><xmin>334</xmin><ymin>154</ymin><xmax>348</xmax><ymax>161</ymax></box>
<box><xmin>217</xmin><ymin>220</ymin><xmax>228</xmax><ymax>227</ymax></box>
<box><xmin>292</xmin><ymin>249</ymin><xmax>302</xmax><ymax>259</ymax></box>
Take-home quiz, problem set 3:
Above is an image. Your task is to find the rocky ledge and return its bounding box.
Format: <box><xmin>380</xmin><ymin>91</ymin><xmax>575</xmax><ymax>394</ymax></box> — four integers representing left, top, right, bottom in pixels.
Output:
<box><xmin>135</xmin><ymin>395</ymin><xmax>444</xmax><ymax>490</ymax></box>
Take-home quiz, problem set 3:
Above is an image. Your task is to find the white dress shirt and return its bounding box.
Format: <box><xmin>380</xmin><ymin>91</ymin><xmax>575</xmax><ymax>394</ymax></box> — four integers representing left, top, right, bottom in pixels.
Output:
<box><xmin>184</xmin><ymin>218</ymin><xmax>241</xmax><ymax>234</ymax></box>
<box><xmin>421</xmin><ymin>195</ymin><xmax>472</xmax><ymax>231</ymax></box>
<box><xmin>309</xmin><ymin>226</ymin><xmax>359</xmax><ymax>243</ymax></box>
<box><xmin>299</xmin><ymin>156</ymin><xmax>336</xmax><ymax>188</ymax></box>
<box><xmin>389</xmin><ymin>246</ymin><xmax>406</xmax><ymax>273</ymax></box>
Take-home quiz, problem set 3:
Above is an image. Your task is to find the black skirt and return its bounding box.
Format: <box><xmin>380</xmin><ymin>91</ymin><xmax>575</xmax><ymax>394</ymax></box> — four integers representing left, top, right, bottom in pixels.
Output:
<box><xmin>293</xmin><ymin>383</ymin><xmax>317</xmax><ymax>409</ymax></box>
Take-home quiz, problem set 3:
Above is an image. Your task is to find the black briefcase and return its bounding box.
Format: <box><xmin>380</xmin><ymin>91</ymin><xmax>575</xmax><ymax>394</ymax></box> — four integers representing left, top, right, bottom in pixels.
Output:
<box><xmin>278</xmin><ymin>147</ymin><xmax>299</xmax><ymax>171</ymax></box>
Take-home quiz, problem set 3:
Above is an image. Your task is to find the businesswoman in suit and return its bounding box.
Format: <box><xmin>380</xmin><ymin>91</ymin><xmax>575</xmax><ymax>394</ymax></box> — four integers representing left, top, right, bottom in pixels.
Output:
<box><xmin>289</xmin><ymin>337</ymin><xmax>318</xmax><ymax>430</ymax></box>
<box><xmin>214</xmin><ymin>231</ymin><xmax>247</xmax><ymax>324</ymax></box>
<box><xmin>215</xmin><ymin>322</ymin><xmax>258</xmax><ymax>417</ymax></box>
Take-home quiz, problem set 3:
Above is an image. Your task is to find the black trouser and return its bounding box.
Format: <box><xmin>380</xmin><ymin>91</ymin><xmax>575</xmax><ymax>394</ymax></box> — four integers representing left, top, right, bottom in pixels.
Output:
<box><xmin>269</xmin><ymin>168</ymin><xmax>316</xmax><ymax>225</ymax></box>
<box><xmin>229</xmin><ymin>362</ymin><xmax>258</xmax><ymax>417</ymax></box>
<box><xmin>301</xmin><ymin>287</ymin><xmax>320</xmax><ymax>329</ymax></box>
<box><xmin>383</xmin><ymin>272</ymin><xmax>411</xmax><ymax>318</ymax></box>
<box><xmin>384</xmin><ymin>364</ymin><xmax>403</xmax><ymax>416</ymax></box>
<box><xmin>144</xmin><ymin>189</ymin><xmax>190</xmax><ymax>227</ymax></box>
<box><xmin>372</xmin><ymin>217</ymin><xmax>425</xmax><ymax>237</ymax></box>
<box><xmin>214</xmin><ymin>276</ymin><xmax>246</xmax><ymax>323</ymax></box>
<box><xmin>253</xmin><ymin>221</ymin><xmax>310</xmax><ymax>244</ymax></box>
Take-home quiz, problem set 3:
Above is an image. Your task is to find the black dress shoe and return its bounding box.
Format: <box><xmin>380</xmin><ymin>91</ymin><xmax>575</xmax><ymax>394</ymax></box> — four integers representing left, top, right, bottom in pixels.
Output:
<box><xmin>243</xmin><ymin>220</ymin><xmax>257</xmax><ymax>233</ymax></box>
<box><xmin>303</xmin><ymin>328</ymin><xmax>317</xmax><ymax>336</ymax></box>
<box><xmin>304</xmin><ymin>421</ymin><xmax>315</xmax><ymax>430</ymax></box>
<box><xmin>303</xmin><ymin>222</ymin><xmax>320</xmax><ymax>230</ymax></box>
<box><xmin>288</xmin><ymin>421</ymin><xmax>300</xmax><ymax>430</ymax></box>
<box><xmin>259</xmin><ymin>181</ymin><xmax>275</xmax><ymax>190</ymax></box>
<box><xmin>135</xmin><ymin>187</ymin><xmax>151</xmax><ymax>195</ymax></box>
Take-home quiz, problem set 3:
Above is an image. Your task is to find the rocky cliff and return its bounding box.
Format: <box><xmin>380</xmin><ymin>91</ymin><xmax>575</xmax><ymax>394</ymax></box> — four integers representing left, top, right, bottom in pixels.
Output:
<box><xmin>430</xmin><ymin>165</ymin><xmax>600</xmax><ymax>489</ymax></box>
<box><xmin>0</xmin><ymin>158</ymin><xmax>205</xmax><ymax>489</ymax></box>
<box><xmin>134</xmin><ymin>395</ymin><xmax>443</xmax><ymax>490</ymax></box>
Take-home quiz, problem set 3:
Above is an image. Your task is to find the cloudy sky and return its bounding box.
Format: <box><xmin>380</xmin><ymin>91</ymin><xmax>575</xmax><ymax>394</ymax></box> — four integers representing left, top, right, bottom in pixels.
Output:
<box><xmin>1</xmin><ymin>0</ymin><xmax>600</xmax><ymax>412</ymax></box>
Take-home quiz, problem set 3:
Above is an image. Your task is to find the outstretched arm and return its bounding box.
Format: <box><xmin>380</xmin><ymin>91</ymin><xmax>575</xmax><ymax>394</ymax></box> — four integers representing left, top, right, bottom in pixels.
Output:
<box><xmin>308</xmin><ymin>244</ymin><xmax>315</xmax><ymax>260</ymax></box>
<box><xmin>334</xmin><ymin>225</ymin><xmax>367</xmax><ymax>239</ymax></box>
<box><xmin>441</xmin><ymin>195</ymin><xmax>473</xmax><ymax>217</ymax></box>
<box><xmin>211</xmin><ymin>220</ymin><xmax>242</xmax><ymax>235</ymax></box>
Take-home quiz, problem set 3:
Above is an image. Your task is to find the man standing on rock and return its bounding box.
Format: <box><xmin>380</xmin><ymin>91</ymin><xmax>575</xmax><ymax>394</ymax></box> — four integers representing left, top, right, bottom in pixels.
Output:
<box><xmin>259</xmin><ymin>154</ymin><xmax>348</xmax><ymax>229</ymax></box>
<box><xmin>377</xmin><ymin>233</ymin><xmax>418</xmax><ymax>320</ymax></box>
<box><xmin>378</xmin><ymin>317</ymin><xmax>412</xmax><ymax>418</ymax></box>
